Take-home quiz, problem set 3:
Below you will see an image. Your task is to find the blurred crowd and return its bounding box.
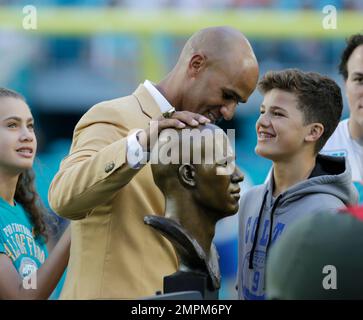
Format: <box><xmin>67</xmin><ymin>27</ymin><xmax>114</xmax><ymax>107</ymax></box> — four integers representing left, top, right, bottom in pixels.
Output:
<box><xmin>0</xmin><ymin>0</ymin><xmax>363</xmax><ymax>10</ymax></box>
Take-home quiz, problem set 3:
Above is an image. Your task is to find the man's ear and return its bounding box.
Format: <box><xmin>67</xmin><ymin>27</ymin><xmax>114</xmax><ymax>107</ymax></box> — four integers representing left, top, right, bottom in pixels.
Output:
<box><xmin>305</xmin><ymin>123</ymin><xmax>324</xmax><ymax>143</ymax></box>
<box><xmin>178</xmin><ymin>164</ymin><xmax>196</xmax><ymax>188</ymax></box>
<box><xmin>188</xmin><ymin>54</ymin><xmax>206</xmax><ymax>77</ymax></box>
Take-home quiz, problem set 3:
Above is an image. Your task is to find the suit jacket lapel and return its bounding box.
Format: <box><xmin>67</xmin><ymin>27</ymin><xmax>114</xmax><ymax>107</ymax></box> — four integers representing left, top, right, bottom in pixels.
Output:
<box><xmin>133</xmin><ymin>84</ymin><xmax>162</xmax><ymax>120</ymax></box>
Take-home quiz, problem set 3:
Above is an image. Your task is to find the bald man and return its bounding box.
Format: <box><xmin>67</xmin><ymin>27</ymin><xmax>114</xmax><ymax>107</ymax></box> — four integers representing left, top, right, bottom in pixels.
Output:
<box><xmin>48</xmin><ymin>26</ymin><xmax>259</xmax><ymax>299</ymax></box>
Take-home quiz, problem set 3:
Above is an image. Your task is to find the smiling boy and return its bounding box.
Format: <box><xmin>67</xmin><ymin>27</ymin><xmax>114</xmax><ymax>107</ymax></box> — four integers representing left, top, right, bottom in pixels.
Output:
<box><xmin>237</xmin><ymin>69</ymin><xmax>358</xmax><ymax>300</ymax></box>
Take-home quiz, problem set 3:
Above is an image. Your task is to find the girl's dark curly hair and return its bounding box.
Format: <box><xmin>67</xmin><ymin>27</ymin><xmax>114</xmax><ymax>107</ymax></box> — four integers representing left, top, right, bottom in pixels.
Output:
<box><xmin>0</xmin><ymin>87</ymin><xmax>49</xmax><ymax>241</ymax></box>
<box><xmin>15</xmin><ymin>170</ymin><xmax>49</xmax><ymax>241</ymax></box>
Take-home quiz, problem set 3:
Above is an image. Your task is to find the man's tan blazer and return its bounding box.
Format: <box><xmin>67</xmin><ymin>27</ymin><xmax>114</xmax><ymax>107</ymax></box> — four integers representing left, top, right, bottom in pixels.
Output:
<box><xmin>48</xmin><ymin>84</ymin><xmax>178</xmax><ymax>299</ymax></box>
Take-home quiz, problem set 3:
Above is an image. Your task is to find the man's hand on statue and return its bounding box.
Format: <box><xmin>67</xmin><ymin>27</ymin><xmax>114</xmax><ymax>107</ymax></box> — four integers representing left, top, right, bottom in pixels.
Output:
<box><xmin>137</xmin><ymin>111</ymin><xmax>210</xmax><ymax>152</ymax></box>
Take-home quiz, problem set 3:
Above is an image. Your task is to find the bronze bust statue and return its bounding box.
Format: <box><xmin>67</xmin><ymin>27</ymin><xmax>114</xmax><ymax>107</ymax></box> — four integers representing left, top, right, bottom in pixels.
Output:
<box><xmin>144</xmin><ymin>123</ymin><xmax>244</xmax><ymax>298</ymax></box>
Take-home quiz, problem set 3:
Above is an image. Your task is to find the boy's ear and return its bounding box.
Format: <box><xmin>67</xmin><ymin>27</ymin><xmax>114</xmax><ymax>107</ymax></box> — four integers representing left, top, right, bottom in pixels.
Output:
<box><xmin>178</xmin><ymin>164</ymin><xmax>196</xmax><ymax>188</ymax></box>
<box><xmin>305</xmin><ymin>123</ymin><xmax>324</xmax><ymax>143</ymax></box>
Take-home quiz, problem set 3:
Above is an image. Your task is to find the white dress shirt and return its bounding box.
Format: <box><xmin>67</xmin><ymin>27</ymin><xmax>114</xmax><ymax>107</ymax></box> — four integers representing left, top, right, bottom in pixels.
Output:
<box><xmin>126</xmin><ymin>80</ymin><xmax>174</xmax><ymax>168</ymax></box>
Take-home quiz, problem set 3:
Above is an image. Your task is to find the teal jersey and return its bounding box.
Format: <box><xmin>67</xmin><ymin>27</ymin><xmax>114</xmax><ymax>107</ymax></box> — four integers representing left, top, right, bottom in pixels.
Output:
<box><xmin>0</xmin><ymin>197</ymin><xmax>48</xmax><ymax>279</ymax></box>
<box><xmin>354</xmin><ymin>181</ymin><xmax>363</xmax><ymax>205</ymax></box>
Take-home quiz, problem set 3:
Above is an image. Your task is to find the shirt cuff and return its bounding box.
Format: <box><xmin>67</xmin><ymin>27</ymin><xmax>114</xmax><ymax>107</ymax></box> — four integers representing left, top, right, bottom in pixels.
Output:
<box><xmin>126</xmin><ymin>130</ymin><xmax>149</xmax><ymax>169</ymax></box>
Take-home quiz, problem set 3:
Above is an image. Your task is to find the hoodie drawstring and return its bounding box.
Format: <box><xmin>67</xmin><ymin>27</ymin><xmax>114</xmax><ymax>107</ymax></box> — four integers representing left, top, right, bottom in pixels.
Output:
<box><xmin>249</xmin><ymin>190</ymin><xmax>268</xmax><ymax>269</ymax></box>
<box><xmin>248</xmin><ymin>192</ymin><xmax>282</xmax><ymax>269</ymax></box>
<box><xmin>266</xmin><ymin>194</ymin><xmax>282</xmax><ymax>254</ymax></box>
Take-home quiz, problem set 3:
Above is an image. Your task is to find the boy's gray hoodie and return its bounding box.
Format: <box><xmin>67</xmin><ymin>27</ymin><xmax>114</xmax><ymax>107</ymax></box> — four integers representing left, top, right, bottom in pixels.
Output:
<box><xmin>237</xmin><ymin>155</ymin><xmax>358</xmax><ymax>300</ymax></box>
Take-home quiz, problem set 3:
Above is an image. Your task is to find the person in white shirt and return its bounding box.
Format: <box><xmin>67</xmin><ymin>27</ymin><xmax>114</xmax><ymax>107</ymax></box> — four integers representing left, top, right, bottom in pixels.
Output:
<box><xmin>321</xmin><ymin>34</ymin><xmax>363</xmax><ymax>203</ymax></box>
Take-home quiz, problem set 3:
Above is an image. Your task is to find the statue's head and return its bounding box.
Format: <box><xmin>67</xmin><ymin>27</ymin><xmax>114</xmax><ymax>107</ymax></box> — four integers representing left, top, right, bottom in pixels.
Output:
<box><xmin>151</xmin><ymin>123</ymin><xmax>244</xmax><ymax>220</ymax></box>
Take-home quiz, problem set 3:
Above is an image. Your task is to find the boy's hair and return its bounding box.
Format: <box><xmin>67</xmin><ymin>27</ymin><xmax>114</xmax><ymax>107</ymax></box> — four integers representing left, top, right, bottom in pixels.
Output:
<box><xmin>339</xmin><ymin>33</ymin><xmax>363</xmax><ymax>80</ymax></box>
<box><xmin>258</xmin><ymin>69</ymin><xmax>343</xmax><ymax>153</ymax></box>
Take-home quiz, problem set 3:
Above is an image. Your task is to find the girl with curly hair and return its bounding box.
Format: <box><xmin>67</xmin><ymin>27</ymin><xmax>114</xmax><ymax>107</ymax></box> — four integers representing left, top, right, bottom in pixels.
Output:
<box><xmin>0</xmin><ymin>88</ymin><xmax>70</xmax><ymax>299</ymax></box>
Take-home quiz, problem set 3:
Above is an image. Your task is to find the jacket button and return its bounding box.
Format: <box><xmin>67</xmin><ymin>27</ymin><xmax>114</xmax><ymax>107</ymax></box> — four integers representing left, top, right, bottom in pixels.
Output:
<box><xmin>105</xmin><ymin>162</ymin><xmax>115</xmax><ymax>173</ymax></box>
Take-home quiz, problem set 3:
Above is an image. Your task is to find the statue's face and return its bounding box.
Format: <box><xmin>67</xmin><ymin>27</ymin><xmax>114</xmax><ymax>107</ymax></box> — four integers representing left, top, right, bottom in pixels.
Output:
<box><xmin>152</xmin><ymin>124</ymin><xmax>244</xmax><ymax>219</ymax></box>
<box><xmin>192</xmin><ymin>134</ymin><xmax>244</xmax><ymax>218</ymax></box>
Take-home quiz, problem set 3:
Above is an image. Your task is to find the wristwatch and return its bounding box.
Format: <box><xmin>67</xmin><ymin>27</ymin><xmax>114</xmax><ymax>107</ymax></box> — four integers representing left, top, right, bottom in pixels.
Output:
<box><xmin>162</xmin><ymin>107</ymin><xmax>176</xmax><ymax>119</ymax></box>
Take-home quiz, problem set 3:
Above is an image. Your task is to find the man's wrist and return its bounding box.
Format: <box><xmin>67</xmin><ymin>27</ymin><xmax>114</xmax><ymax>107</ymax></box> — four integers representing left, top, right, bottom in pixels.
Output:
<box><xmin>127</xmin><ymin>130</ymin><xmax>148</xmax><ymax>168</ymax></box>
